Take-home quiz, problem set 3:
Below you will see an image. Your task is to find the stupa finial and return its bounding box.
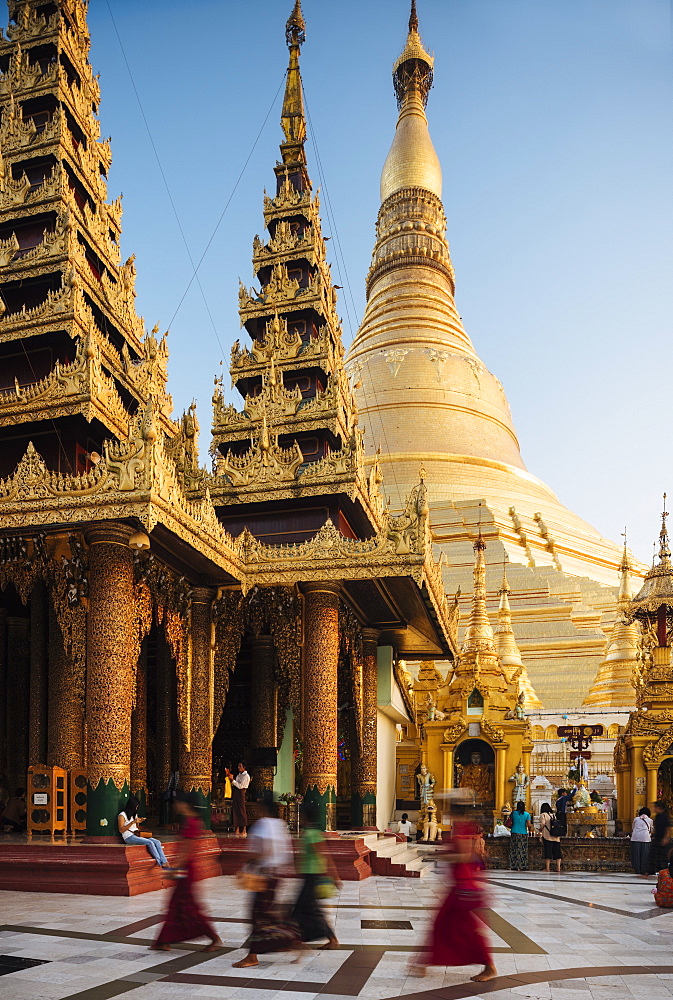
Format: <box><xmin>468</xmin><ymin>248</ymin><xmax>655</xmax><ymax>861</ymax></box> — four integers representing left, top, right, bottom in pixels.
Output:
<box><xmin>409</xmin><ymin>0</ymin><xmax>419</xmax><ymax>33</ymax></box>
<box><xmin>659</xmin><ymin>493</ymin><xmax>670</xmax><ymax>564</ymax></box>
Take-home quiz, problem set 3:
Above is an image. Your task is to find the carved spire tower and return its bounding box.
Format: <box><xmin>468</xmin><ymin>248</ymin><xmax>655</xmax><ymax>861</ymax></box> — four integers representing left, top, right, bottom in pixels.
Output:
<box><xmin>0</xmin><ymin>0</ymin><xmax>172</xmax><ymax>476</ymax></box>
<box><xmin>209</xmin><ymin>0</ymin><xmax>382</xmax><ymax>540</ymax></box>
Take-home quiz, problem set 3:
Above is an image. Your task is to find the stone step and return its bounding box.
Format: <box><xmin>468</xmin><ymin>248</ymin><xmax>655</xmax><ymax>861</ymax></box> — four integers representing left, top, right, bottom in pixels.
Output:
<box><xmin>363</xmin><ymin>833</ymin><xmax>431</xmax><ymax>878</ymax></box>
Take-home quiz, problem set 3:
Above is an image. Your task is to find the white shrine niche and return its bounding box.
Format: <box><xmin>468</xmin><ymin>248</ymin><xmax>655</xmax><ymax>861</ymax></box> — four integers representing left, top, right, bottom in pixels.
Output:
<box><xmin>530</xmin><ymin>775</ymin><xmax>554</xmax><ymax>828</ymax></box>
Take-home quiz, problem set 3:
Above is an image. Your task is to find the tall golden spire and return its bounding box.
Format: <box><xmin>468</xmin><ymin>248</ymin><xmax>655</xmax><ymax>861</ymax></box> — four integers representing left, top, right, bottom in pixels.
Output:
<box><xmin>495</xmin><ymin>566</ymin><xmax>543</xmax><ymax>709</ymax></box>
<box><xmin>462</xmin><ymin>533</ymin><xmax>496</xmax><ymax>652</ymax></box>
<box><xmin>381</xmin><ymin>1</ymin><xmax>441</xmax><ymax>201</ymax></box>
<box><xmin>280</xmin><ymin>0</ymin><xmax>307</xmax><ymax>159</ymax></box>
<box><xmin>583</xmin><ymin>534</ymin><xmax>639</xmax><ymax>708</ymax></box>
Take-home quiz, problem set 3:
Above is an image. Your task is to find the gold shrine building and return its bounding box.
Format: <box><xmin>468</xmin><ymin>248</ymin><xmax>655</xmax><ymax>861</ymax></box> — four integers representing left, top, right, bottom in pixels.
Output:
<box><xmin>0</xmin><ymin>0</ymin><xmax>456</xmax><ymax>838</ymax></box>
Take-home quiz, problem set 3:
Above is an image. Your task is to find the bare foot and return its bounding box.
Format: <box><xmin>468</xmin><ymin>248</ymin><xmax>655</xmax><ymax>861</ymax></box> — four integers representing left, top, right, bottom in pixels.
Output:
<box><xmin>471</xmin><ymin>964</ymin><xmax>498</xmax><ymax>982</ymax></box>
<box><xmin>150</xmin><ymin>943</ymin><xmax>171</xmax><ymax>951</ymax></box>
<box><xmin>232</xmin><ymin>956</ymin><xmax>258</xmax><ymax>968</ymax></box>
<box><xmin>203</xmin><ymin>937</ymin><xmax>223</xmax><ymax>952</ymax></box>
<box><xmin>321</xmin><ymin>937</ymin><xmax>339</xmax><ymax>949</ymax></box>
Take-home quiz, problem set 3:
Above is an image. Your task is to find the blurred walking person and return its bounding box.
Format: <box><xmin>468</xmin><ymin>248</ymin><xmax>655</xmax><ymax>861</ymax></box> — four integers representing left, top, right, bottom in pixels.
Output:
<box><xmin>647</xmin><ymin>801</ymin><xmax>671</xmax><ymax>876</ymax></box>
<box><xmin>290</xmin><ymin>802</ymin><xmax>340</xmax><ymax>948</ymax></box>
<box><xmin>410</xmin><ymin>800</ymin><xmax>496</xmax><ymax>983</ymax></box>
<box><xmin>152</xmin><ymin>794</ymin><xmax>222</xmax><ymax>952</ymax></box>
<box><xmin>233</xmin><ymin>794</ymin><xmax>299</xmax><ymax>968</ymax></box>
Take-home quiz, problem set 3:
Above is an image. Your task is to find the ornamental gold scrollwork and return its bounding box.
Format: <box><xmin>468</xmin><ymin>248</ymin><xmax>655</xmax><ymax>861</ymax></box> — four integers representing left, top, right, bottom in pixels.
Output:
<box><xmin>642</xmin><ymin>725</ymin><xmax>673</xmax><ymax>767</ymax></box>
<box><xmin>480</xmin><ymin>718</ymin><xmax>505</xmax><ymax>744</ymax></box>
<box><xmin>443</xmin><ymin>717</ymin><xmax>467</xmax><ymax>744</ymax></box>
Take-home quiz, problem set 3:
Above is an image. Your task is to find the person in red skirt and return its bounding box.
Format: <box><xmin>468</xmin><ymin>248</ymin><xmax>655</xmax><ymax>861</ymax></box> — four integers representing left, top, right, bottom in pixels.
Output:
<box><xmin>152</xmin><ymin>793</ymin><xmax>222</xmax><ymax>952</ymax></box>
<box><xmin>410</xmin><ymin>801</ymin><xmax>497</xmax><ymax>982</ymax></box>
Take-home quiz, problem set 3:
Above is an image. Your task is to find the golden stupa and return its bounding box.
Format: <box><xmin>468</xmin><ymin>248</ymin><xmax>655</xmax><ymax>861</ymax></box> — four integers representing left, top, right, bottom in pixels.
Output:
<box><xmin>346</xmin><ymin>2</ymin><xmax>644</xmax><ymax>708</ymax></box>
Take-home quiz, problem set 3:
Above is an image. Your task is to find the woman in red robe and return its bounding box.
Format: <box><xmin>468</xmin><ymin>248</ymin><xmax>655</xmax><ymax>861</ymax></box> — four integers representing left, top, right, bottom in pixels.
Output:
<box><xmin>411</xmin><ymin>805</ymin><xmax>496</xmax><ymax>982</ymax></box>
<box><xmin>152</xmin><ymin>794</ymin><xmax>222</xmax><ymax>952</ymax></box>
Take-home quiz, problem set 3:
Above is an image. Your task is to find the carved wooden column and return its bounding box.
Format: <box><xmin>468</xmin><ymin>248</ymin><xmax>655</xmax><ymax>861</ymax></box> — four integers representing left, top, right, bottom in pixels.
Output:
<box><xmin>6</xmin><ymin>616</ymin><xmax>29</xmax><ymax>791</ymax></box>
<box><xmin>47</xmin><ymin>601</ymin><xmax>84</xmax><ymax>769</ymax></box>
<box><xmin>179</xmin><ymin>586</ymin><xmax>215</xmax><ymax>827</ymax></box>
<box><xmin>302</xmin><ymin>583</ymin><xmax>340</xmax><ymax>831</ymax></box>
<box><xmin>84</xmin><ymin>523</ymin><xmax>136</xmax><ymax>838</ymax></box>
<box><xmin>0</xmin><ymin>608</ymin><xmax>7</xmax><ymax>778</ymax></box>
<box><xmin>250</xmin><ymin>634</ymin><xmax>277</xmax><ymax>795</ymax></box>
<box><xmin>156</xmin><ymin>627</ymin><xmax>174</xmax><ymax>824</ymax></box>
<box><xmin>130</xmin><ymin>641</ymin><xmax>148</xmax><ymax>812</ymax></box>
<box><xmin>28</xmin><ymin>581</ymin><xmax>48</xmax><ymax>765</ymax></box>
<box><xmin>352</xmin><ymin>627</ymin><xmax>379</xmax><ymax>828</ymax></box>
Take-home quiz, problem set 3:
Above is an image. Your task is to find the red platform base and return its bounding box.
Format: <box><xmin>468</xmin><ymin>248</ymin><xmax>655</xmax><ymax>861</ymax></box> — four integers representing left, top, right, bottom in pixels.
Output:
<box><xmin>217</xmin><ymin>834</ymin><xmax>372</xmax><ymax>880</ymax></box>
<box><xmin>0</xmin><ymin>834</ymin><xmax>223</xmax><ymax>896</ymax></box>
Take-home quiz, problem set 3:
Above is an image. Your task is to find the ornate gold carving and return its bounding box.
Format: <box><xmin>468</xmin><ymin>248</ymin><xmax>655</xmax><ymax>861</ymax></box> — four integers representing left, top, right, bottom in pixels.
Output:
<box><xmin>302</xmin><ymin>584</ymin><xmax>340</xmax><ymax>796</ymax></box>
<box><xmin>480</xmin><ymin>718</ymin><xmax>505</xmax><ymax>744</ymax></box>
<box><xmin>85</xmin><ymin>524</ymin><xmax>137</xmax><ymax>789</ymax></box>
<box><xmin>179</xmin><ymin>587</ymin><xmax>216</xmax><ymax>794</ymax></box>
<box><xmin>212</xmin><ymin>590</ymin><xmax>246</xmax><ymax>735</ymax></box>
<box><xmin>643</xmin><ymin>725</ymin><xmax>673</xmax><ymax>767</ymax></box>
<box><xmin>216</xmin><ymin>414</ymin><xmax>304</xmax><ymax>487</ymax></box>
<box><xmin>443</xmin><ymin>717</ymin><xmax>467</xmax><ymax>744</ymax></box>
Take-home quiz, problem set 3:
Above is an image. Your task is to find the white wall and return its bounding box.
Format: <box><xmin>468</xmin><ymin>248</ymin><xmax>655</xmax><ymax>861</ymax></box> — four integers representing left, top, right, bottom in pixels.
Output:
<box><xmin>377</xmin><ymin>710</ymin><xmax>397</xmax><ymax>831</ymax></box>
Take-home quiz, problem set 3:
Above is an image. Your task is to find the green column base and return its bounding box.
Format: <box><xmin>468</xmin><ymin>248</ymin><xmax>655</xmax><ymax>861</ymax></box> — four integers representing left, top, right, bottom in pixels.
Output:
<box><xmin>303</xmin><ymin>784</ymin><xmax>337</xmax><ymax>832</ymax></box>
<box><xmin>86</xmin><ymin>777</ymin><xmax>129</xmax><ymax>838</ymax></box>
<box><xmin>181</xmin><ymin>785</ymin><xmax>212</xmax><ymax>830</ymax></box>
<box><xmin>352</xmin><ymin>790</ymin><xmax>376</xmax><ymax>828</ymax></box>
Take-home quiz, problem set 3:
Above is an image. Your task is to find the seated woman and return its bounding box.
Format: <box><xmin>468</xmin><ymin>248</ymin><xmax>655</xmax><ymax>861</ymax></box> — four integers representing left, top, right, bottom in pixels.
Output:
<box><xmin>118</xmin><ymin>795</ymin><xmax>170</xmax><ymax>868</ymax></box>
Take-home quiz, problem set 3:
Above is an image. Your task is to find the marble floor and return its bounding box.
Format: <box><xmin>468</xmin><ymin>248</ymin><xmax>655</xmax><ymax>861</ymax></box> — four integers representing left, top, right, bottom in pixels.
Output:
<box><xmin>1</xmin><ymin>870</ymin><xmax>672</xmax><ymax>1000</ymax></box>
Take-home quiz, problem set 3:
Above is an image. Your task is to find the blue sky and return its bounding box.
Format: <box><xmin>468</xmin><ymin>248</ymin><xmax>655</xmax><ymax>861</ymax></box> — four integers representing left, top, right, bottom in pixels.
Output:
<box><xmin>85</xmin><ymin>0</ymin><xmax>672</xmax><ymax>564</ymax></box>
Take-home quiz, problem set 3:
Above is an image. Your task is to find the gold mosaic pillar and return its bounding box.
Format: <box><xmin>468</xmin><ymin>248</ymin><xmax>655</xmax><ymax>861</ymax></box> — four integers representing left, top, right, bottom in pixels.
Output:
<box><xmin>28</xmin><ymin>582</ymin><xmax>48</xmax><ymax>766</ymax></box>
<box><xmin>495</xmin><ymin>747</ymin><xmax>508</xmax><ymax>815</ymax></box>
<box><xmin>47</xmin><ymin>601</ymin><xmax>84</xmax><ymax>770</ymax></box>
<box><xmin>6</xmin><ymin>616</ymin><xmax>29</xmax><ymax>791</ymax></box>
<box><xmin>179</xmin><ymin>586</ymin><xmax>215</xmax><ymax>826</ymax></box>
<box><xmin>156</xmin><ymin>628</ymin><xmax>174</xmax><ymax>824</ymax></box>
<box><xmin>302</xmin><ymin>583</ymin><xmax>341</xmax><ymax>831</ymax></box>
<box><xmin>352</xmin><ymin>628</ymin><xmax>379</xmax><ymax>828</ymax></box>
<box><xmin>250</xmin><ymin>634</ymin><xmax>278</xmax><ymax>795</ymax></box>
<box><xmin>130</xmin><ymin>642</ymin><xmax>148</xmax><ymax>810</ymax></box>
<box><xmin>0</xmin><ymin>608</ymin><xmax>7</xmax><ymax>778</ymax></box>
<box><xmin>84</xmin><ymin>523</ymin><xmax>136</xmax><ymax>838</ymax></box>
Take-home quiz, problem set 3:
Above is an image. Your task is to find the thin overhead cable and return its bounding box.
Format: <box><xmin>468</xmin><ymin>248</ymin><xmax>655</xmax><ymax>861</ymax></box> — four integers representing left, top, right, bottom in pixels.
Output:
<box><xmin>104</xmin><ymin>2</ymin><xmax>284</xmax><ymax>354</ymax></box>
<box><xmin>302</xmin><ymin>89</ymin><xmax>405</xmax><ymax>507</ymax></box>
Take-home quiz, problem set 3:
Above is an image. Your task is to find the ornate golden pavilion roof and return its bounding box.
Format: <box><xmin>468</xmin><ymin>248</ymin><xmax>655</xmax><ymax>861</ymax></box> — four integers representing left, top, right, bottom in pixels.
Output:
<box><xmin>630</xmin><ymin>501</ymin><xmax>673</xmax><ymax>617</ymax></box>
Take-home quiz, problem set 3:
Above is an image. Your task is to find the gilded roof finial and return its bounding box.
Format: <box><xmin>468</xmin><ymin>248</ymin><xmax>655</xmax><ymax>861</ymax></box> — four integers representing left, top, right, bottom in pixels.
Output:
<box><xmin>659</xmin><ymin>493</ymin><xmax>670</xmax><ymax>564</ymax></box>
<box><xmin>285</xmin><ymin>0</ymin><xmax>306</xmax><ymax>48</ymax></box>
<box><xmin>392</xmin><ymin>0</ymin><xmax>434</xmax><ymax>109</ymax></box>
<box><xmin>409</xmin><ymin>0</ymin><xmax>419</xmax><ymax>33</ymax></box>
<box><xmin>281</xmin><ymin>0</ymin><xmax>307</xmax><ymax>153</ymax></box>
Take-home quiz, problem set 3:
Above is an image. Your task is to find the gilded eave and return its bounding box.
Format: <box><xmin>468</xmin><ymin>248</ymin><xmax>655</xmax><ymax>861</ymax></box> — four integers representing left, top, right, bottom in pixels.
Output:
<box><xmin>262</xmin><ymin>181</ymin><xmax>319</xmax><ymax>229</ymax></box>
<box><xmin>0</xmin><ymin>407</ymin><xmax>244</xmax><ymax>582</ymax></box>
<box><xmin>0</xmin><ymin>334</ymin><xmax>130</xmax><ymax>438</ymax></box>
<box><xmin>230</xmin><ymin>322</ymin><xmax>342</xmax><ymax>387</ymax></box>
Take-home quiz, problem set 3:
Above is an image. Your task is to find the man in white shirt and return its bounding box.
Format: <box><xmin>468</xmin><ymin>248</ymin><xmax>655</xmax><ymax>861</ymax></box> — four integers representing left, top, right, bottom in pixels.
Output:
<box><xmin>232</xmin><ymin>762</ymin><xmax>251</xmax><ymax>837</ymax></box>
<box><xmin>232</xmin><ymin>796</ymin><xmax>297</xmax><ymax>969</ymax></box>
